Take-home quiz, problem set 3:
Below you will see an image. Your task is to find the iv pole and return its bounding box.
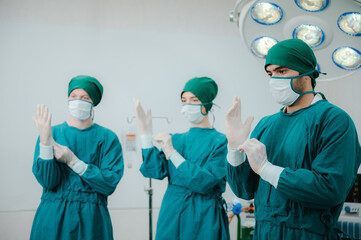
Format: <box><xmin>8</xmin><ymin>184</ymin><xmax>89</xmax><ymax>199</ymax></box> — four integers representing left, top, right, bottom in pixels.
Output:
<box><xmin>126</xmin><ymin>116</ymin><xmax>172</xmax><ymax>240</ymax></box>
<box><xmin>145</xmin><ymin>179</ymin><xmax>153</xmax><ymax>240</ymax></box>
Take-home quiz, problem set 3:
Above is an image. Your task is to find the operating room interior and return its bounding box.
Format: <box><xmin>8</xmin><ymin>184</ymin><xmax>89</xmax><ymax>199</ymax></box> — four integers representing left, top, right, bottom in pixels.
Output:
<box><xmin>0</xmin><ymin>0</ymin><xmax>360</xmax><ymax>239</ymax></box>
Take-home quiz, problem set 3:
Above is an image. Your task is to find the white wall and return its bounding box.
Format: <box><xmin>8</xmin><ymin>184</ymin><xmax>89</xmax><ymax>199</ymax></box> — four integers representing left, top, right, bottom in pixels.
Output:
<box><xmin>0</xmin><ymin>0</ymin><xmax>360</xmax><ymax>239</ymax></box>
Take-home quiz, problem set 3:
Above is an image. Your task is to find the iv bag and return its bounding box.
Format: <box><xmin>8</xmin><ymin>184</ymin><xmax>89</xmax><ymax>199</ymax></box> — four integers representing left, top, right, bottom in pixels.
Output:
<box><xmin>122</xmin><ymin>123</ymin><xmax>138</xmax><ymax>168</ymax></box>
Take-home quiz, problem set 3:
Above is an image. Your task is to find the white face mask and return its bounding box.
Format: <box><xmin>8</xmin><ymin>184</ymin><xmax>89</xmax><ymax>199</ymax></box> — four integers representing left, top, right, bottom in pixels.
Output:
<box><xmin>269</xmin><ymin>71</ymin><xmax>315</xmax><ymax>106</ymax></box>
<box><xmin>181</xmin><ymin>104</ymin><xmax>205</xmax><ymax>124</ymax></box>
<box><xmin>68</xmin><ymin>99</ymin><xmax>93</xmax><ymax>121</ymax></box>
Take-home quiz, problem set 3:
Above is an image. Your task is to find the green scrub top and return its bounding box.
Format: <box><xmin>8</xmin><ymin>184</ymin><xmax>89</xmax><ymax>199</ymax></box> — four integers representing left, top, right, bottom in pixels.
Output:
<box><xmin>31</xmin><ymin>122</ymin><xmax>124</xmax><ymax>240</ymax></box>
<box><xmin>227</xmin><ymin>100</ymin><xmax>361</xmax><ymax>240</ymax></box>
<box><xmin>140</xmin><ymin>127</ymin><xmax>230</xmax><ymax>240</ymax></box>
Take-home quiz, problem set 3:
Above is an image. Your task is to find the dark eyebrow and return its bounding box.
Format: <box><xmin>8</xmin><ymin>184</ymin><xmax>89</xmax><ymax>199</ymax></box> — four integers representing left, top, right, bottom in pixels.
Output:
<box><xmin>267</xmin><ymin>66</ymin><xmax>287</xmax><ymax>73</ymax></box>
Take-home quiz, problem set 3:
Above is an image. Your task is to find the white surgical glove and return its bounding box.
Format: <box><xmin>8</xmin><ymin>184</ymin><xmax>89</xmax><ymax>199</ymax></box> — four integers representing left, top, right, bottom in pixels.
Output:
<box><xmin>239</xmin><ymin>138</ymin><xmax>268</xmax><ymax>175</ymax></box>
<box><xmin>225</xmin><ymin>97</ymin><xmax>254</xmax><ymax>150</ymax></box>
<box><xmin>239</xmin><ymin>138</ymin><xmax>284</xmax><ymax>188</ymax></box>
<box><xmin>53</xmin><ymin>142</ymin><xmax>88</xmax><ymax>175</ymax></box>
<box><xmin>32</xmin><ymin>104</ymin><xmax>53</xmax><ymax>146</ymax></box>
<box><xmin>153</xmin><ymin>133</ymin><xmax>177</xmax><ymax>160</ymax></box>
<box><xmin>134</xmin><ymin>99</ymin><xmax>153</xmax><ymax>135</ymax></box>
<box><xmin>53</xmin><ymin>142</ymin><xmax>78</xmax><ymax>167</ymax></box>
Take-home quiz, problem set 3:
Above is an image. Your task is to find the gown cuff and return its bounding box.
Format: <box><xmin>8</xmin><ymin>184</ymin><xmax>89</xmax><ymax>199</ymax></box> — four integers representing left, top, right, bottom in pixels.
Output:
<box><xmin>260</xmin><ymin>162</ymin><xmax>284</xmax><ymax>188</ymax></box>
<box><xmin>141</xmin><ymin>135</ymin><xmax>154</xmax><ymax>149</ymax></box>
<box><xmin>227</xmin><ymin>146</ymin><xmax>246</xmax><ymax>166</ymax></box>
<box><xmin>169</xmin><ymin>152</ymin><xmax>185</xmax><ymax>168</ymax></box>
<box><xmin>71</xmin><ymin>159</ymin><xmax>88</xmax><ymax>176</ymax></box>
<box><xmin>39</xmin><ymin>144</ymin><xmax>54</xmax><ymax>160</ymax></box>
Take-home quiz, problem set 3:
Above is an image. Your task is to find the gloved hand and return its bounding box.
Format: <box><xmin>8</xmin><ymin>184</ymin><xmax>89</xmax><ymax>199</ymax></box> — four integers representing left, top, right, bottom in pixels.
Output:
<box><xmin>53</xmin><ymin>142</ymin><xmax>79</xmax><ymax>167</ymax></box>
<box><xmin>239</xmin><ymin>138</ymin><xmax>269</xmax><ymax>175</ymax></box>
<box><xmin>225</xmin><ymin>96</ymin><xmax>254</xmax><ymax>149</ymax></box>
<box><xmin>32</xmin><ymin>104</ymin><xmax>53</xmax><ymax>146</ymax></box>
<box><xmin>134</xmin><ymin>99</ymin><xmax>153</xmax><ymax>135</ymax></box>
<box><xmin>153</xmin><ymin>133</ymin><xmax>177</xmax><ymax>159</ymax></box>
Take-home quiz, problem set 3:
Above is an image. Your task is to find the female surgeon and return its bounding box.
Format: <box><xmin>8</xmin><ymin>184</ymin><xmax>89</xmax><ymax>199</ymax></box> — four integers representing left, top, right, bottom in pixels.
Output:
<box><xmin>134</xmin><ymin>77</ymin><xmax>230</xmax><ymax>240</ymax></box>
<box><xmin>31</xmin><ymin>75</ymin><xmax>124</xmax><ymax>240</ymax></box>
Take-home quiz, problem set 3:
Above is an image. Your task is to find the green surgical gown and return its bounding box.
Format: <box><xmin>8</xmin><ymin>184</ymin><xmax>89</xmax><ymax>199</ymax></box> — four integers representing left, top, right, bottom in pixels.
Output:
<box><xmin>31</xmin><ymin>122</ymin><xmax>124</xmax><ymax>240</ymax></box>
<box><xmin>140</xmin><ymin>127</ymin><xmax>230</xmax><ymax>240</ymax></box>
<box><xmin>227</xmin><ymin>100</ymin><xmax>361</xmax><ymax>240</ymax></box>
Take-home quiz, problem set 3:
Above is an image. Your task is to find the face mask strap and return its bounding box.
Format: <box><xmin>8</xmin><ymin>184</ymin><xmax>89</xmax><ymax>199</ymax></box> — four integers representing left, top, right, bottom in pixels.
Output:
<box><xmin>208</xmin><ymin>103</ymin><xmax>220</xmax><ymax>127</ymax></box>
<box><xmin>287</xmin><ymin>71</ymin><xmax>316</xmax><ymax>106</ymax></box>
<box><xmin>209</xmin><ymin>109</ymin><xmax>216</xmax><ymax>128</ymax></box>
<box><xmin>91</xmin><ymin>106</ymin><xmax>94</xmax><ymax>120</ymax></box>
<box><xmin>200</xmin><ymin>102</ymin><xmax>213</xmax><ymax>116</ymax></box>
<box><xmin>288</xmin><ymin>70</ymin><xmax>317</xmax><ymax>95</ymax></box>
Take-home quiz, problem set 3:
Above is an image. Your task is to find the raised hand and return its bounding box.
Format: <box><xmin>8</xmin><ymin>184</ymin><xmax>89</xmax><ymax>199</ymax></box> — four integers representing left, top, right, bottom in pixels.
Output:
<box><xmin>32</xmin><ymin>104</ymin><xmax>53</xmax><ymax>146</ymax></box>
<box><xmin>225</xmin><ymin>96</ymin><xmax>254</xmax><ymax>149</ymax></box>
<box><xmin>133</xmin><ymin>98</ymin><xmax>153</xmax><ymax>135</ymax></box>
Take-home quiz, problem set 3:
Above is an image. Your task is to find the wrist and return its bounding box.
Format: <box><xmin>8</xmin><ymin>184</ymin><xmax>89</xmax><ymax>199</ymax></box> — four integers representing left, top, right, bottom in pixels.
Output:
<box><xmin>164</xmin><ymin>147</ymin><xmax>177</xmax><ymax>160</ymax></box>
<box><xmin>260</xmin><ymin>162</ymin><xmax>284</xmax><ymax>188</ymax></box>
<box><xmin>169</xmin><ymin>152</ymin><xmax>185</xmax><ymax>168</ymax></box>
<box><xmin>257</xmin><ymin>160</ymin><xmax>269</xmax><ymax>175</ymax></box>
<box><xmin>140</xmin><ymin>127</ymin><xmax>152</xmax><ymax>136</ymax></box>
<box><xmin>141</xmin><ymin>135</ymin><xmax>154</xmax><ymax>149</ymax></box>
<box><xmin>40</xmin><ymin>137</ymin><xmax>52</xmax><ymax>146</ymax></box>
<box><xmin>67</xmin><ymin>156</ymin><xmax>79</xmax><ymax>168</ymax></box>
<box><xmin>228</xmin><ymin>139</ymin><xmax>245</xmax><ymax>150</ymax></box>
<box><xmin>227</xmin><ymin>143</ymin><xmax>240</xmax><ymax>150</ymax></box>
<box><xmin>70</xmin><ymin>159</ymin><xmax>88</xmax><ymax>175</ymax></box>
<box><xmin>227</xmin><ymin>147</ymin><xmax>246</xmax><ymax>166</ymax></box>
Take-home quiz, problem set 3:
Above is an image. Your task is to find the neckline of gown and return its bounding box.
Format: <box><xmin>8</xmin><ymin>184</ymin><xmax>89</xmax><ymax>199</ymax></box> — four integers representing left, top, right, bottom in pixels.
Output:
<box><xmin>63</xmin><ymin>121</ymin><xmax>97</xmax><ymax>131</ymax></box>
<box><xmin>189</xmin><ymin>127</ymin><xmax>215</xmax><ymax>132</ymax></box>
<box><xmin>279</xmin><ymin>99</ymin><xmax>326</xmax><ymax>117</ymax></box>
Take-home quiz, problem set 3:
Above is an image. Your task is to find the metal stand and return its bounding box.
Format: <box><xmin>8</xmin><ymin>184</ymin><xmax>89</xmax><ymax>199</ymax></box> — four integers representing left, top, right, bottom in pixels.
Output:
<box><xmin>126</xmin><ymin>115</ymin><xmax>172</xmax><ymax>240</ymax></box>
<box><xmin>126</xmin><ymin>116</ymin><xmax>172</xmax><ymax>124</ymax></box>
<box><xmin>144</xmin><ymin>178</ymin><xmax>153</xmax><ymax>240</ymax></box>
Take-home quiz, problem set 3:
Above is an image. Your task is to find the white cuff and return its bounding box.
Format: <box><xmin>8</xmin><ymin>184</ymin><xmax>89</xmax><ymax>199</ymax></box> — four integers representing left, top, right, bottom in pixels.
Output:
<box><xmin>39</xmin><ymin>144</ymin><xmax>54</xmax><ymax>160</ymax></box>
<box><xmin>260</xmin><ymin>162</ymin><xmax>284</xmax><ymax>188</ymax></box>
<box><xmin>141</xmin><ymin>135</ymin><xmax>154</xmax><ymax>149</ymax></box>
<box><xmin>227</xmin><ymin>147</ymin><xmax>246</xmax><ymax>167</ymax></box>
<box><xmin>71</xmin><ymin>160</ymin><xmax>88</xmax><ymax>176</ymax></box>
<box><xmin>169</xmin><ymin>152</ymin><xmax>185</xmax><ymax>168</ymax></box>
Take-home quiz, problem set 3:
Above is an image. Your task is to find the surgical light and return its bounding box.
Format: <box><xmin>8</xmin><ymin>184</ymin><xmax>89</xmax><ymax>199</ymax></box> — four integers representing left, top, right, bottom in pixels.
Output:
<box><xmin>337</xmin><ymin>12</ymin><xmax>361</xmax><ymax>36</ymax></box>
<box><xmin>332</xmin><ymin>47</ymin><xmax>361</xmax><ymax>71</ymax></box>
<box><xmin>295</xmin><ymin>0</ymin><xmax>328</xmax><ymax>12</ymax></box>
<box><xmin>230</xmin><ymin>0</ymin><xmax>361</xmax><ymax>81</ymax></box>
<box><xmin>251</xmin><ymin>2</ymin><xmax>283</xmax><ymax>25</ymax></box>
<box><xmin>251</xmin><ymin>36</ymin><xmax>278</xmax><ymax>58</ymax></box>
<box><xmin>293</xmin><ymin>24</ymin><xmax>324</xmax><ymax>48</ymax></box>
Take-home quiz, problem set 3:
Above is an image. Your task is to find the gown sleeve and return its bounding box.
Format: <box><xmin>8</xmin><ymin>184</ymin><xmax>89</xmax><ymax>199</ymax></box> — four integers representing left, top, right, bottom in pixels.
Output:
<box><xmin>140</xmin><ymin>147</ymin><xmax>169</xmax><ymax>180</ymax></box>
<box><xmin>32</xmin><ymin>137</ymin><xmax>62</xmax><ymax>189</ymax></box>
<box><xmin>79</xmin><ymin>133</ymin><xmax>124</xmax><ymax>196</ymax></box>
<box><xmin>226</xmin><ymin>161</ymin><xmax>259</xmax><ymax>200</ymax></box>
<box><xmin>175</xmin><ymin>138</ymin><xmax>228</xmax><ymax>194</ymax></box>
<box><xmin>276</xmin><ymin>111</ymin><xmax>361</xmax><ymax>209</ymax></box>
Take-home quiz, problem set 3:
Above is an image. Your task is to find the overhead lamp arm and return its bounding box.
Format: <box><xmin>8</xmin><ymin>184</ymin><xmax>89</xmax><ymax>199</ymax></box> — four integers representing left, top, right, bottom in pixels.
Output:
<box><xmin>229</xmin><ymin>0</ymin><xmax>258</xmax><ymax>26</ymax></box>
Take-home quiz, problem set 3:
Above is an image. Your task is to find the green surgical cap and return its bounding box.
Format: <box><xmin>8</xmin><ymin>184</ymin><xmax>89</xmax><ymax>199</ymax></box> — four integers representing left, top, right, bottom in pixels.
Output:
<box><xmin>265</xmin><ymin>39</ymin><xmax>320</xmax><ymax>84</ymax></box>
<box><xmin>181</xmin><ymin>77</ymin><xmax>218</xmax><ymax>112</ymax></box>
<box><xmin>68</xmin><ymin>75</ymin><xmax>103</xmax><ymax>106</ymax></box>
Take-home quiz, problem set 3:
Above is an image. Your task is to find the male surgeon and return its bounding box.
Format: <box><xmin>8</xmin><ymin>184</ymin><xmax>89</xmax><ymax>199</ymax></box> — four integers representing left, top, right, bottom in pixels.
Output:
<box><xmin>226</xmin><ymin>39</ymin><xmax>361</xmax><ymax>239</ymax></box>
